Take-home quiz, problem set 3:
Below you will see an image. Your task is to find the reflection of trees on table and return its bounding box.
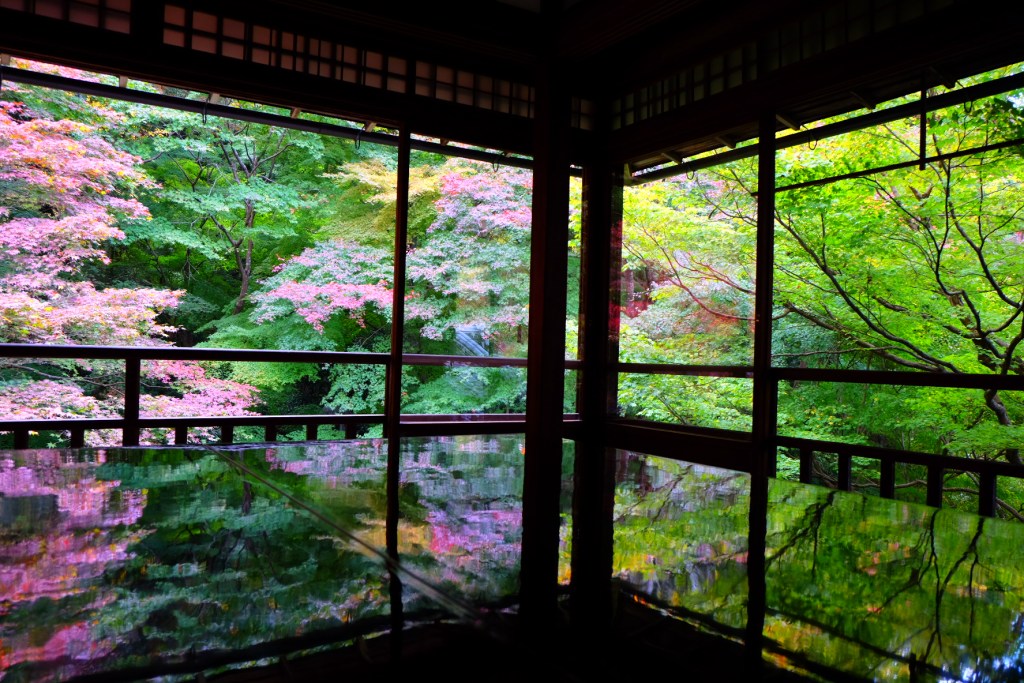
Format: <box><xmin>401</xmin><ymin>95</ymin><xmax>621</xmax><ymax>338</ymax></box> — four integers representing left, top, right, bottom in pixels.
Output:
<box><xmin>612</xmin><ymin>453</ymin><xmax>1024</xmax><ymax>681</ymax></box>
<box><xmin>613</xmin><ymin>453</ymin><xmax>752</xmax><ymax>630</ymax></box>
<box><xmin>0</xmin><ymin>435</ymin><xmax>552</xmax><ymax>681</ymax></box>
<box><xmin>765</xmin><ymin>481</ymin><xmax>1024</xmax><ymax>681</ymax></box>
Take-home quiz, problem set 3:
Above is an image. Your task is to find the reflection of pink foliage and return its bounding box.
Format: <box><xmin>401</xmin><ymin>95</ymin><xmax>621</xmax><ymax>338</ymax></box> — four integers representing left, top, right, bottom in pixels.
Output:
<box><xmin>0</xmin><ymin>450</ymin><xmax>146</xmax><ymax>528</ymax></box>
<box><xmin>427</xmin><ymin>509</ymin><xmax>522</xmax><ymax>563</ymax></box>
<box><xmin>0</xmin><ymin>529</ymin><xmax>144</xmax><ymax>607</ymax></box>
<box><xmin>264</xmin><ymin>440</ymin><xmax>386</xmax><ymax>479</ymax></box>
<box><xmin>0</xmin><ymin>451</ymin><xmax>145</xmax><ymax>672</ymax></box>
<box><xmin>0</xmin><ymin>621</ymin><xmax>115</xmax><ymax>672</ymax></box>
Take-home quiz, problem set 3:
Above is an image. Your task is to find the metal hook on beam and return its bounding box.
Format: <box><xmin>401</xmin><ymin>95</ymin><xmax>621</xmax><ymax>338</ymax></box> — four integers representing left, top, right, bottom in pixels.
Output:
<box><xmin>492</xmin><ymin>151</ymin><xmax>508</xmax><ymax>172</ymax></box>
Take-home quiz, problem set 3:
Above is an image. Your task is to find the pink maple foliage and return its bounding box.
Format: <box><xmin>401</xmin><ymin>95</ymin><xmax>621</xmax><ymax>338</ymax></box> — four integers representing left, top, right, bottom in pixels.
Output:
<box><xmin>253</xmin><ymin>240</ymin><xmax>393</xmax><ymax>332</ymax></box>
<box><xmin>405</xmin><ymin>161</ymin><xmax>532</xmax><ymax>347</ymax></box>
<box><xmin>256</xmin><ymin>160</ymin><xmax>533</xmax><ymax>355</ymax></box>
<box><xmin>0</xmin><ymin>99</ymin><xmax>259</xmax><ymax>443</ymax></box>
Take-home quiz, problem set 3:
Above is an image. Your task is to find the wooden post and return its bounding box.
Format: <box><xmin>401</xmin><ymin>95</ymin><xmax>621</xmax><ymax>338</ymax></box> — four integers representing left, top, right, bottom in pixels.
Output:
<box><xmin>746</xmin><ymin>110</ymin><xmax>777</xmax><ymax>674</ymax></box>
<box><xmin>799</xmin><ymin>447</ymin><xmax>814</xmax><ymax>484</ymax></box>
<box><xmin>978</xmin><ymin>471</ymin><xmax>997</xmax><ymax>517</ymax></box>
<box><xmin>385</xmin><ymin>126</ymin><xmax>411</xmax><ymax>654</ymax></box>
<box><xmin>837</xmin><ymin>453</ymin><xmax>852</xmax><ymax>491</ymax></box>
<box><xmin>569</xmin><ymin>153</ymin><xmax>622</xmax><ymax>632</ymax></box>
<box><xmin>123</xmin><ymin>357</ymin><xmax>141</xmax><ymax>447</ymax></box>
<box><xmin>520</xmin><ymin>57</ymin><xmax>570</xmax><ymax>630</ymax></box>
<box><xmin>879</xmin><ymin>458</ymin><xmax>896</xmax><ymax>498</ymax></box>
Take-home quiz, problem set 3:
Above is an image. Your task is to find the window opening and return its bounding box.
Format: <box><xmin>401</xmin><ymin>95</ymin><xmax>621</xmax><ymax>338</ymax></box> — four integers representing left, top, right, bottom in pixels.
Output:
<box><xmin>0</xmin><ymin>55</ymin><xmax>534</xmax><ymax>449</ymax></box>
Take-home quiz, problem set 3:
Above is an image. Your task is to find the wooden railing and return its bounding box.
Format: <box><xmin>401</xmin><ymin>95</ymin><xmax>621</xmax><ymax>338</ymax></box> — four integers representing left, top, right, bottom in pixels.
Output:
<box><xmin>614</xmin><ymin>363</ymin><xmax>1024</xmax><ymax>517</ymax></box>
<box><xmin>8</xmin><ymin>343</ymin><xmax>1020</xmax><ymax>517</ymax></box>
<box><xmin>0</xmin><ymin>343</ymin><xmax>583</xmax><ymax>448</ymax></box>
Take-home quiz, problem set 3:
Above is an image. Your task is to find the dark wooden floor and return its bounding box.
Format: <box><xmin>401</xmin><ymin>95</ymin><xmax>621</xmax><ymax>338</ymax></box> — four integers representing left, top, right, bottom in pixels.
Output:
<box><xmin>207</xmin><ymin>599</ymin><xmax>817</xmax><ymax>683</ymax></box>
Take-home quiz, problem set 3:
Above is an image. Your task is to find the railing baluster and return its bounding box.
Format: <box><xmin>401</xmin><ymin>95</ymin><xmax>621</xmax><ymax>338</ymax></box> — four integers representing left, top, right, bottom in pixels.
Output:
<box><xmin>837</xmin><ymin>453</ymin><xmax>852</xmax><ymax>491</ymax></box>
<box><xmin>14</xmin><ymin>429</ymin><xmax>29</xmax><ymax>449</ymax></box>
<box><xmin>799</xmin><ymin>447</ymin><xmax>814</xmax><ymax>484</ymax></box>
<box><xmin>306</xmin><ymin>423</ymin><xmax>318</xmax><ymax>441</ymax></box>
<box><xmin>69</xmin><ymin>428</ymin><xmax>85</xmax><ymax>449</ymax></box>
<box><xmin>174</xmin><ymin>425</ymin><xmax>188</xmax><ymax>446</ymax></box>
<box><xmin>926</xmin><ymin>465</ymin><xmax>944</xmax><ymax>508</ymax></box>
<box><xmin>978</xmin><ymin>472</ymin><xmax>997</xmax><ymax>517</ymax></box>
<box><xmin>122</xmin><ymin>357</ymin><xmax>141</xmax><ymax>447</ymax></box>
<box><xmin>265</xmin><ymin>424</ymin><xmax>278</xmax><ymax>442</ymax></box>
<box><xmin>879</xmin><ymin>458</ymin><xmax>896</xmax><ymax>499</ymax></box>
<box><xmin>221</xmin><ymin>425</ymin><xmax>234</xmax><ymax>445</ymax></box>
<box><xmin>344</xmin><ymin>422</ymin><xmax>358</xmax><ymax>439</ymax></box>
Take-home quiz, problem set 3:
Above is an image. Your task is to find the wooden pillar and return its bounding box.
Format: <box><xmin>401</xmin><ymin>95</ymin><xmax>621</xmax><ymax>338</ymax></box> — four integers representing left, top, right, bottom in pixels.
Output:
<box><xmin>122</xmin><ymin>357</ymin><xmax>141</xmax><ymax>447</ymax></box>
<box><xmin>746</xmin><ymin>110</ymin><xmax>777</xmax><ymax>672</ymax></box>
<box><xmin>799</xmin><ymin>447</ymin><xmax>814</xmax><ymax>484</ymax></box>
<box><xmin>385</xmin><ymin>126</ymin><xmax>411</xmax><ymax>650</ymax></box>
<box><xmin>520</xmin><ymin>60</ymin><xmax>571</xmax><ymax>629</ymax></box>
<box><xmin>568</xmin><ymin>156</ymin><xmax>622</xmax><ymax>631</ymax></box>
<box><xmin>384</xmin><ymin>126</ymin><xmax>410</xmax><ymax>442</ymax></box>
<box><xmin>837</xmin><ymin>453</ymin><xmax>853</xmax><ymax>491</ymax></box>
<box><xmin>879</xmin><ymin>458</ymin><xmax>896</xmax><ymax>498</ymax></box>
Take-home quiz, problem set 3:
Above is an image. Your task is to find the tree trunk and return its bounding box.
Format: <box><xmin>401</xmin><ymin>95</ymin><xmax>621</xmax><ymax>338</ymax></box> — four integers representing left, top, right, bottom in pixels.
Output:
<box><xmin>233</xmin><ymin>237</ymin><xmax>253</xmax><ymax>315</ymax></box>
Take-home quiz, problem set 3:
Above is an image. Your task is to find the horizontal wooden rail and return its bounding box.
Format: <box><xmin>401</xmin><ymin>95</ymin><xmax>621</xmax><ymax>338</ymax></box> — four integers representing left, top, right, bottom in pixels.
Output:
<box><xmin>0</xmin><ymin>342</ymin><xmax>387</xmax><ymax>363</ymax></box>
<box><xmin>0</xmin><ymin>344</ymin><xmax>587</xmax><ymax>449</ymax></box>
<box><xmin>617</xmin><ymin>363</ymin><xmax>753</xmax><ymax>378</ymax></box>
<box><xmin>616</xmin><ymin>361</ymin><xmax>1023</xmax><ymax>392</ymax></box>
<box><xmin>0</xmin><ymin>414</ymin><xmax>566</xmax><ymax>444</ymax></box>
<box><xmin>772</xmin><ymin>367</ymin><xmax>1024</xmax><ymax>391</ymax></box>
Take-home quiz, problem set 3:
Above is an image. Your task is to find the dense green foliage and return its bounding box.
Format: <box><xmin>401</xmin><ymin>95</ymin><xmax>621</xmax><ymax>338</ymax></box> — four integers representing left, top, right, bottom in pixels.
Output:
<box><xmin>617</xmin><ymin>69</ymin><xmax>1024</xmax><ymax>515</ymax></box>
